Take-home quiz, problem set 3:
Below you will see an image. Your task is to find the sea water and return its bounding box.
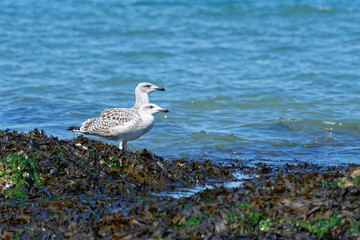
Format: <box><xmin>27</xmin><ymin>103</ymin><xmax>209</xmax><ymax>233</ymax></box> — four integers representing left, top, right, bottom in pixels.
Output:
<box><xmin>1</xmin><ymin>0</ymin><xmax>360</xmax><ymax>165</ymax></box>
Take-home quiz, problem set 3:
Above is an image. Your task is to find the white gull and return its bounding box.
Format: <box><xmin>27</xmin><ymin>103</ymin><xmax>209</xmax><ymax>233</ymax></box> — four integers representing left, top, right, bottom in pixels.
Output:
<box><xmin>132</xmin><ymin>82</ymin><xmax>165</xmax><ymax>109</ymax></box>
<box><xmin>68</xmin><ymin>103</ymin><xmax>168</xmax><ymax>150</ymax></box>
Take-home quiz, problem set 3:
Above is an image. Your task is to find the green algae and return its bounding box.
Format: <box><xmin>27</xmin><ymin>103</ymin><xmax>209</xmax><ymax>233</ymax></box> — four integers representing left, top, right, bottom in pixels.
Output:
<box><xmin>228</xmin><ymin>209</ymin><xmax>262</xmax><ymax>226</ymax></box>
<box><xmin>296</xmin><ymin>213</ymin><xmax>340</xmax><ymax>235</ymax></box>
<box><xmin>247</xmin><ymin>211</ymin><xmax>263</xmax><ymax>226</ymax></box>
<box><xmin>319</xmin><ymin>178</ymin><xmax>346</xmax><ymax>188</ymax></box>
<box><xmin>227</xmin><ymin>212</ymin><xmax>245</xmax><ymax>222</ymax></box>
<box><xmin>259</xmin><ymin>218</ymin><xmax>272</xmax><ymax>232</ymax></box>
<box><xmin>12</xmin><ymin>231</ymin><xmax>25</xmax><ymax>238</ymax></box>
<box><xmin>350</xmin><ymin>221</ymin><xmax>360</xmax><ymax>233</ymax></box>
<box><xmin>227</xmin><ymin>207</ymin><xmax>263</xmax><ymax>232</ymax></box>
<box><xmin>235</xmin><ymin>201</ymin><xmax>250</xmax><ymax>210</ymax></box>
<box><xmin>175</xmin><ymin>214</ymin><xmax>205</xmax><ymax>230</ymax></box>
<box><xmin>55</xmin><ymin>148</ymin><xmax>66</xmax><ymax>156</ymax></box>
<box><xmin>353</xmin><ymin>176</ymin><xmax>360</xmax><ymax>186</ymax></box>
<box><xmin>1</xmin><ymin>152</ymin><xmax>43</xmax><ymax>199</ymax></box>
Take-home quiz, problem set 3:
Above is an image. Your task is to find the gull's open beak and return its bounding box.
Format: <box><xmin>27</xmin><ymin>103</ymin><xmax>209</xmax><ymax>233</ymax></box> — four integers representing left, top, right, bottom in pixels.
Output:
<box><xmin>155</xmin><ymin>87</ymin><xmax>165</xmax><ymax>91</ymax></box>
<box><xmin>159</xmin><ymin>108</ymin><xmax>169</xmax><ymax>113</ymax></box>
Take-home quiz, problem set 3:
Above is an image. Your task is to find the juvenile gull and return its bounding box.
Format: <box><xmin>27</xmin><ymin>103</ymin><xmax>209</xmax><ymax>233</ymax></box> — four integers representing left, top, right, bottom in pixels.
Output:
<box><xmin>132</xmin><ymin>82</ymin><xmax>165</xmax><ymax>109</ymax></box>
<box><xmin>68</xmin><ymin>103</ymin><xmax>169</xmax><ymax>151</ymax></box>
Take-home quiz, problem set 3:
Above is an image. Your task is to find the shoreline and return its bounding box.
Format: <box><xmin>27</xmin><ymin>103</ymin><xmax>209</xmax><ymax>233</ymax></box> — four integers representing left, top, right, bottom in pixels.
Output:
<box><xmin>1</xmin><ymin>129</ymin><xmax>360</xmax><ymax>239</ymax></box>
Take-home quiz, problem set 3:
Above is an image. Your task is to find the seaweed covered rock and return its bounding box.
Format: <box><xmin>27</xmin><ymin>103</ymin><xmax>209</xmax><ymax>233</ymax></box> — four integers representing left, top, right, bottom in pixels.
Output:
<box><xmin>2</xmin><ymin>128</ymin><xmax>360</xmax><ymax>239</ymax></box>
<box><xmin>1</xmin><ymin>160</ymin><xmax>360</xmax><ymax>239</ymax></box>
<box><xmin>0</xmin><ymin>129</ymin><xmax>234</xmax><ymax>199</ymax></box>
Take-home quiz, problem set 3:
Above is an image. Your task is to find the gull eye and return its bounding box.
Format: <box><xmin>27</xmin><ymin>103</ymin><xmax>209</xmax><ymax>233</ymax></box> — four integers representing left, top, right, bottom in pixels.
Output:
<box><xmin>149</xmin><ymin>105</ymin><xmax>154</xmax><ymax>109</ymax></box>
<box><xmin>145</xmin><ymin>85</ymin><xmax>151</xmax><ymax>88</ymax></box>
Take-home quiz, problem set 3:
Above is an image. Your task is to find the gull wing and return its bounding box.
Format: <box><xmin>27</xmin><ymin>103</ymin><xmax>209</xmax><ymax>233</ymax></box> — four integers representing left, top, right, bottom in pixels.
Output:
<box><xmin>81</xmin><ymin>108</ymin><xmax>137</xmax><ymax>136</ymax></box>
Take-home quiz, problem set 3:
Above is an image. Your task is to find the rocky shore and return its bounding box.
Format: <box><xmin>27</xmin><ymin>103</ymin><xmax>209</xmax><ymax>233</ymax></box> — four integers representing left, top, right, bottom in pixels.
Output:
<box><xmin>1</xmin><ymin>129</ymin><xmax>360</xmax><ymax>239</ymax></box>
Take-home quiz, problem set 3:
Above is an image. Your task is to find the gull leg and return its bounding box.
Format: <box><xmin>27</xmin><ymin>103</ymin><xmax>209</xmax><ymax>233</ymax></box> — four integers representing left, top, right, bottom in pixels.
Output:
<box><xmin>118</xmin><ymin>140</ymin><xmax>127</xmax><ymax>166</ymax></box>
<box><xmin>119</xmin><ymin>140</ymin><xmax>127</xmax><ymax>151</ymax></box>
<box><xmin>123</xmin><ymin>141</ymin><xmax>128</xmax><ymax>151</ymax></box>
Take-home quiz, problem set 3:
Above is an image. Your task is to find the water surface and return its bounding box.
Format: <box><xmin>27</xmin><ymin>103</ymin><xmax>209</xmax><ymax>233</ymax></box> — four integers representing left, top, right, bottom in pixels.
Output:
<box><xmin>1</xmin><ymin>0</ymin><xmax>360</xmax><ymax>165</ymax></box>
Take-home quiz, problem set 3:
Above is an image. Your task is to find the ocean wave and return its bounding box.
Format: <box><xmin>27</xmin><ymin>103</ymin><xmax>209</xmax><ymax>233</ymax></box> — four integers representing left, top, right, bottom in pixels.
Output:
<box><xmin>274</xmin><ymin>118</ymin><xmax>360</xmax><ymax>136</ymax></box>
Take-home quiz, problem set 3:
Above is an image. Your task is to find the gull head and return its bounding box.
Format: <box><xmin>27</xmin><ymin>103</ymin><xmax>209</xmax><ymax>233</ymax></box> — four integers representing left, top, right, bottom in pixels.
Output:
<box><xmin>137</xmin><ymin>82</ymin><xmax>165</xmax><ymax>94</ymax></box>
<box><xmin>140</xmin><ymin>103</ymin><xmax>169</xmax><ymax>115</ymax></box>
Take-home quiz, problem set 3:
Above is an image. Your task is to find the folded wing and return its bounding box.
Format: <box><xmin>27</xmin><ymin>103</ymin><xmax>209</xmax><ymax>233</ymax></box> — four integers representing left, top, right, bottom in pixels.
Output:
<box><xmin>80</xmin><ymin>108</ymin><xmax>138</xmax><ymax>136</ymax></box>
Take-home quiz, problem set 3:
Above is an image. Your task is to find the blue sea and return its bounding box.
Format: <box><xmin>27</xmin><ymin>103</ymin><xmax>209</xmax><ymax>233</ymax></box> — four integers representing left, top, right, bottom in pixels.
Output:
<box><xmin>1</xmin><ymin>0</ymin><xmax>360</xmax><ymax>165</ymax></box>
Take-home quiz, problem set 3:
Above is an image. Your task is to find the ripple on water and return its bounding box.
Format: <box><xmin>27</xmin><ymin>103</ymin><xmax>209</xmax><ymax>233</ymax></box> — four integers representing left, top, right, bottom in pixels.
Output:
<box><xmin>190</xmin><ymin>131</ymin><xmax>243</xmax><ymax>142</ymax></box>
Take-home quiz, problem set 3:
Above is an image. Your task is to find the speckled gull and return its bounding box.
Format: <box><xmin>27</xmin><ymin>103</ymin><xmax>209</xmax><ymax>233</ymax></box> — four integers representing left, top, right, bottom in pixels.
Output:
<box><xmin>68</xmin><ymin>103</ymin><xmax>168</xmax><ymax>151</ymax></box>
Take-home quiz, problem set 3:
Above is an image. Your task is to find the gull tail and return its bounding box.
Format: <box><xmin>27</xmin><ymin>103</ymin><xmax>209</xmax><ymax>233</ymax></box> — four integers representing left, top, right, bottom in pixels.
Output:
<box><xmin>67</xmin><ymin>126</ymin><xmax>81</xmax><ymax>132</ymax></box>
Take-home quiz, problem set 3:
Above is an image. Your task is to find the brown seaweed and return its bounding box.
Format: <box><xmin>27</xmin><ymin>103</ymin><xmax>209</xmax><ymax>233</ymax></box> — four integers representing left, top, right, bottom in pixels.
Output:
<box><xmin>1</xmin><ymin>129</ymin><xmax>360</xmax><ymax>239</ymax></box>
